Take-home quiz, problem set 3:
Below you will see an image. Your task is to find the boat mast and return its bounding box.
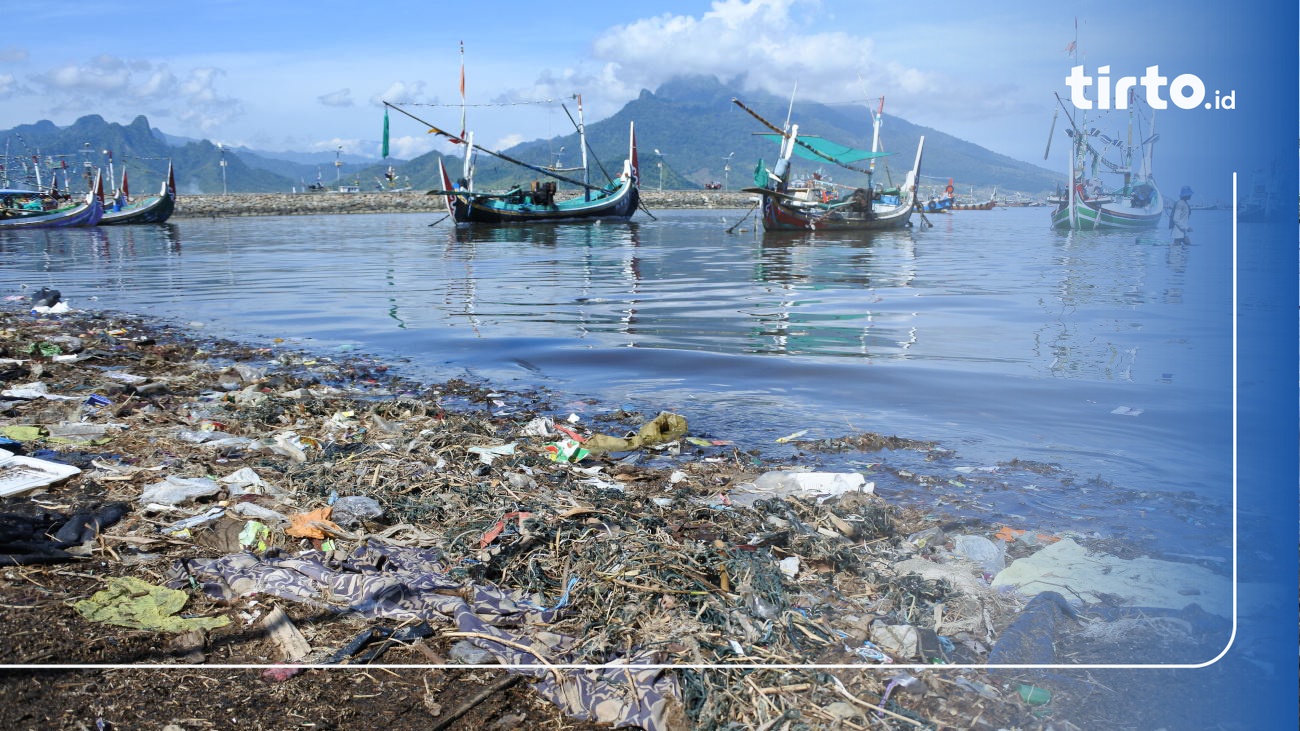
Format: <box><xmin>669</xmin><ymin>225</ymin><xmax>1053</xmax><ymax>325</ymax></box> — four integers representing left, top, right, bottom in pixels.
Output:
<box><xmin>457</xmin><ymin>41</ymin><xmax>475</xmax><ymax>191</ymax></box>
<box><xmin>868</xmin><ymin>96</ymin><xmax>884</xmax><ymax>191</ymax></box>
<box><xmin>1124</xmin><ymin>92</ymin><xmax>1133</xmax><ymax>193</ymax></box>
<box><xmin>104</xmin><ymin>150</ymin><xmax>116</xmax><ymax>199</ymax></box>
<box><xmin>576</xmin><ymin>94</ymin><xmax>590</xmax><ymax>201</ymax></box>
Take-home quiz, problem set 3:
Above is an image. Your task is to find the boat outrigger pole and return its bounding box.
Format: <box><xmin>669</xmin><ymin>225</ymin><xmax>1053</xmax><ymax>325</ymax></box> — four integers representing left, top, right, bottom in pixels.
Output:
<box><xmin>731</xmin><ymin>98</ymin><xmax>878</xmax><ymax>176</ymax></box>
<box><xmin>383</xmin><ymin>101</ymin><xmax>612</xmax><ymax>195</ymax></box>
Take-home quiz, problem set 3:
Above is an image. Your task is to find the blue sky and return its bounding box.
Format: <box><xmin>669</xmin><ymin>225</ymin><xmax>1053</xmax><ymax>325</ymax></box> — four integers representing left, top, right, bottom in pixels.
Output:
<box><xmin>0</xmin><ymin>0</ymin><xmax>1284</xmax><ymax>200</ymax></box>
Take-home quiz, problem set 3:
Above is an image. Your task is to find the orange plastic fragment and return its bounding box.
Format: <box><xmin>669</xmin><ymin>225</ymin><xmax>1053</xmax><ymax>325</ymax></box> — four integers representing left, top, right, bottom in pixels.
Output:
<box><xmin>285</xmin><ymin>507</ymin><xmax>340</xmax><ymax>539</ymax></box>
<box><xmin>994</xmin><ymin>526</ymin><xmax>1026</xmax><ymax>542</ymax></box>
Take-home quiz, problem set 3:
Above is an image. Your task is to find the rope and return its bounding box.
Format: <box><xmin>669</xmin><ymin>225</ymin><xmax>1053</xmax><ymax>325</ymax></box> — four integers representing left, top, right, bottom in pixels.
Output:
<box><xmin>388</xmin><ymin>99</ymin><xmax>563</xmax><ymax>108</ymax></box>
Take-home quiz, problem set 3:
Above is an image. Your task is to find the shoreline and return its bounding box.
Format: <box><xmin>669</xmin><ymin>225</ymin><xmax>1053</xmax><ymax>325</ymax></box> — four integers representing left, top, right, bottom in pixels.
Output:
<box><xmin>0</xmin><ymin>304</ymin><xmax>1228</xmax><ymax>730</ymax></box>
<box><xmin>171</xmin><ymin>190</ymin><xmax>759</xmax><ymax>218</ymax></box>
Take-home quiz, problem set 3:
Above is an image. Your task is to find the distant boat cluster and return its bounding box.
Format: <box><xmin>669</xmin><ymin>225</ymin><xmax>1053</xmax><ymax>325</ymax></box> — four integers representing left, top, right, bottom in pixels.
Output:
<box><xmin>0</xmin><ymin>160</ymin><xmax>176</xmax><ymax>229</ymax></box>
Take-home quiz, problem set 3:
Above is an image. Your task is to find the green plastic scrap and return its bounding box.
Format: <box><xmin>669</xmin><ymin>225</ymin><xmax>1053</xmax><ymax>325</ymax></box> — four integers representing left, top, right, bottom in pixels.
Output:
<box><xmin>239</xmin><ymin>520</ymin><xmax>270</xmax><ymax>552</ymax></box>
<box><xmin>1</xmin><ymin>425</ymin><xmax>44</xmax><ymax>442</ymax></box>
<box><xmin>1017</xmin><ymin>684</ymin><xmax>1052</xmax><ymax>706</ymax></box>
<box><xmin>71</xmin><ymin>576</ymin><xmax>229</xmax><ymax>632</ymax></box>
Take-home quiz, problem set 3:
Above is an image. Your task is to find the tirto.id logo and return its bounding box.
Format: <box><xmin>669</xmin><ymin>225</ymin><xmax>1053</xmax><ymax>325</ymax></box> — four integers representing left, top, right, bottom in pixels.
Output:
<box><xmin>1065</xmin><ymin>65</ymin><xmax>1235</xmax><ymax>111</ymax></box>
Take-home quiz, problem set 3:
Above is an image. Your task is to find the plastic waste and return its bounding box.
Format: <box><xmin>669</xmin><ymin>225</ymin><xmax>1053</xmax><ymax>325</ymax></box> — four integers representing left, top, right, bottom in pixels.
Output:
<box><xmin>330</xmin><ymin>496</ymin><xmax>384</xmax><ymax>528</ymax></box>
<box><xmin>2</xmin><ymin>382</ymin><xmax>78</xmax><ymax>401</ymax></box>
<box><xmin>45</xmin><ymin>423</ymin><xmax>111</xmax><ymax>443</ymax></box>
<box><xmin>521</xmin><ymin>416</ymin><xmax>555</xmax><ymax>437</ymax></box>
<box><xmin>138</xmin><ymin>476</ymin><xmax>221</xmax><ymax>506</ymax></box>
<box><xmin>582</xmin><ymin>412</ymin><xmax>688</xmax><ymax>454</ymax></box>
<box><xmin>30</xmin><ymin>287</ymin><xmax>60</xmax><ymax>309</ymax></box>
<box><xmin>777</xmin><ymin>556</ymin><xmax>800</xmax><ymax>579</ymax></box>
<box><xmin>731</xmin><ymin>470</ymin><xmax>872</xmax><ymax>506</ymax></box>
<box><xmin>220</xmin><ymin>466</ymin><xmax>287</xmax><ymax>498</ymax></box>
<box><xmin>449</xmin><ymin>638</ymin><xmax>496</xmax><ymax>664</ymax></box>
<box><xmin>238</xmin><ymin>520</ymin><xmax>271</xmax><ymax>551</ymax></box>
<box><xmin>467</xmin><ymin>443</ymin><xmax>516</xmax><ymax>465</ymax></box>
<box><xmin>229</xmin><ymin>502</ymin><xmax>290</xmax><ymax>529</ymax></box>
<box><xmin>1018</xmin><ymin>684</ymin><xmax>1051</xmax><ymax>705</ymax></box>
<box><xmin>906</xmin><ymin>526</ymin><xmax>945</xmax><ymax>549</ymax></box>
<box><xmin>160</xmin><ymin>506</ymin><xmax>226</xmax><ymax>535</ymax></box>
<box><xmin>952</xmin><ymin>534</ymin><xmax>1006</xmax><ymax>574</ymax></box>
<box><xmin>870</xmin><ymin>622</ymin><xmax>919</xmax><ymax>659</ymax></box>
<box><xmin>544</xmin><ymin>439</ymin><xmax>589</xmax><ymax>463</ymax></box>
<box><xmin>0</xmin><ymin>448</ymin><xmax>81</xmax><ymax>497</ymax></box>
<box><xmin>851</xmin><ymin>640</ymin><xmax>894</xmax><ymax>664</ymax></box>
<box><xmin>285</xmin><ymin>507</ymin><xmax>340</xmax><ymax>539</ymax></box>
<box><xmin>268</xmin><ymin>432</ymin><xmax>309</xmax><ymax>462</ymax></box>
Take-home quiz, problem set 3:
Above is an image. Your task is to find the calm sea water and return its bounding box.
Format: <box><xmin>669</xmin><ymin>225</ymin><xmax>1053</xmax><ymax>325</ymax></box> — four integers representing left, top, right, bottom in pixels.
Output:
<box><xmin>0</xmin><ymin>206</ymin><xmax>1236</xmax><ymax>558</ymax></box>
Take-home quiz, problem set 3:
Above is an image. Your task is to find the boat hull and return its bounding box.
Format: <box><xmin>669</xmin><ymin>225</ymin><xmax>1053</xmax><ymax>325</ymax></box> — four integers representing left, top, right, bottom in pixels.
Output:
<box><xmin>448</xmin><ymin>181</ymin><xmax>639</xmax><ymax>224</ymax></box>
<box><xmin>99</xmin><ymin>193</ymin><xmax>175</xmax><ymax>225</ymax></box>
<box><xmin>758</xmin><ymin>190</ymin><xmax>915</xmax><ymax>231</ymax></box>
<box><xmin>0</xmin><ymin>198</ymin><xmax>103</xmax><ymax>229</ymax></box>
<box><xmin>1050</xmin><ymin>191</ymin><xmax>1163</xmax><ymax>230</ymax></box>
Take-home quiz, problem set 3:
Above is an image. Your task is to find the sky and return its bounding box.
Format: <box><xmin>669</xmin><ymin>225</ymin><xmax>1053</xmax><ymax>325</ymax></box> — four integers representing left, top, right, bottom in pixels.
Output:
<box><xmin>0</xmin><ymin>0</ymin><xmax>1281</xmax><ymax>200</ymax></box>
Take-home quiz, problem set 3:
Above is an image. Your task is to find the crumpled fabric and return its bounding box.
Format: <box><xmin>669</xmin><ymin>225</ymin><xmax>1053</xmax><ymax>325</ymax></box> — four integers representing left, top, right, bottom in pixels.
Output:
<box><xmin>583</xmin><ymin>412</ymin><xmax>688</xmax><ymax>455</ymax></box>
<box><xmin>0</xmin><ymin>499</ymin><xmax>128</xmax><ymax>565</ymax></box>
<box><xmin>167</xmin><ymin>540</ymin><xmax>685</xmax><ymax>731</ymax></box>
<box><xmin>73</xmin><ymin>576</ymin><xmax>229</xmax><ymax>632</ymax></box>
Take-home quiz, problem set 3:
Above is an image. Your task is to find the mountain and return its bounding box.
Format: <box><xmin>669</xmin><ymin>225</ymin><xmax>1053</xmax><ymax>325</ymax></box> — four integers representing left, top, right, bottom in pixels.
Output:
<box><xmin>0</xmin><ymin>114</ymin><xmax>295</xmax><ymax>194</ymax></box>
<box><xmin>408</xmin><ymin>75</ymin><xmax>1059</xmax><ymax>195</ymax></box>
<box><xmin>0</xmin><ymin>79</ymin><xmax>1060</xmax><ymax>195</ymax></box>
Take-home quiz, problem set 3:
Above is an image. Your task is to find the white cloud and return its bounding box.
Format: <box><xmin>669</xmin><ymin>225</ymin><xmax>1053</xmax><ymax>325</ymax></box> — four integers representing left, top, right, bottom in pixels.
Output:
<box><xmin>370</xmin><ymin>81</ymin><xmax>434</xmax><ymax>107</ymax></box>
<box><xmin>385</xmin><ymin>135</ymin><xmax>437</xmax><ymax>159</ymax></box>
<box><xmin>0</xmin><ymin>73</ymin><xmax>16</xmax><ymax>97</ymax></box>
<box><xmin>493</xmin><ymin>133</ymin><xmax>525</xmax><ymax>150</ymax></box>
<box><xmin>584</xmin><ymin>0</ymin><xmax>935</xmax><ymax>103</ymax></box>
<box><xmin>310</xmin><ymin>137</ymin><xmax>362</xmax><ymax>156</ymax></box>
<box><xmin>38</xmin><ymin>60</ymin><xmax>131</xmax><ymax>93</ymax></box>
<box><xmin>24</xmin><ymin>56</ymin><xmax>243</xmax><ymax>133</ymax></box>
<box><xmin>319</xmin><ymin>88</ymin><xmax>353</xmax><ymax>107</ymax></box>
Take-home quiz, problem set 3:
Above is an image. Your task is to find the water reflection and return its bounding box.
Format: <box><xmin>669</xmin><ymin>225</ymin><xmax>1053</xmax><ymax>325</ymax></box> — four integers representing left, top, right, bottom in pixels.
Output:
<box><xmin>1037</xmin><ymin>226</ymin><xmax>1219</xmax><ymax>382</ymax></box>
<box><xmin>0</xmin><ymin>209</ymin><xmax>1235</xmax><ymax>564</ymax></box>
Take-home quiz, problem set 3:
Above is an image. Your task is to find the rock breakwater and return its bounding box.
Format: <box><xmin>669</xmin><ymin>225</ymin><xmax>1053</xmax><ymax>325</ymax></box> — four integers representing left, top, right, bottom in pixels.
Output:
<box><xmin>173</xmin><ymin>190</ymin><xmax>759</xmax><ymax>218</ymax></box>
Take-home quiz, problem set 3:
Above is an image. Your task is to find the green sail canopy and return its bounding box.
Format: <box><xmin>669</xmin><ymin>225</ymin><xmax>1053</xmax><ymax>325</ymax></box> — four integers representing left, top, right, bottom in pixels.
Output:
<box><xmin>759</xmin><ymin>134</ymin><xmax>891</xmax><ymax>163</ymax></box>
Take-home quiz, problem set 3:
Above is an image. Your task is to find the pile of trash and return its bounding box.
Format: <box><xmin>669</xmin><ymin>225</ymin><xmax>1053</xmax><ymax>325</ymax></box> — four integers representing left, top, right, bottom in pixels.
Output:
<box><xmin>0</xmin><ymin>303</ymin><xmax>1233</xmax><ymax>730</ymax></box>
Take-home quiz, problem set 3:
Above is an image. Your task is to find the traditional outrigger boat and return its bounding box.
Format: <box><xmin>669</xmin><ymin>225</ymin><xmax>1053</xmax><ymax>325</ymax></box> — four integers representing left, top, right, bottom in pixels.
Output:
<box><xmin>0</xmin><ymin>172</ymin><xmax>104</xmax><ymax>229</ymax></box>
<box><xmin>1047</xmin><ymin>92</ymin><xmax>1162</xmax><ymax>230</ymax></box>
<box><xmin>100</xmin><ymin>161</ymin><xmax>176</xmax><ymax>225</ymax></box>
<box><xmin>735</xmin><ymin>97</ymin><xmax>923</xmax><ymax>232</ymax></box>
<box><xmin>384</xmin><ymin>100</ymin><xmax>640</xmax><ymax>225</ymax></box>
<box><xmin>951</xmin><ymin>195</ymin><xmax>998</xmax><ymax>212</ymax></box>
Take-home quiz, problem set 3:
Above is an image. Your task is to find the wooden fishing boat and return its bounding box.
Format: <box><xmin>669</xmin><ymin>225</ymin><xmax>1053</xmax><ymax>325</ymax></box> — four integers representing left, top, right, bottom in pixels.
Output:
<box><xmin>0</xmin><ymin>172</ymin><xmax>104</xmax><ymax>229</ymax></box>
<box><xmin>1047</xmin><ymin>93</ymin><xmax>1162</xmax><ymax>230</ymax></box>
<box><xmin>100</xmin><ymin>161</ymin><xmax>176</xmax><ymax>225</ymax></box>
<box><xmin>386</xmin><ymin>100</ymin><xmax>640</xmax><ymax>225</ymax></box>
<box><xmin>735</xmin><ymin>97</ymin><xmax>923</xmax><ymax>232</ymax></box>
<box><xmin>435</xmin><ymin>121</ymin><xmax>640</xmax><ymax>224</ymax></box>
<box><xmin>917</xmin><ymin>179</ymin><xmax>955</xmax><ymax>213</ymax></box>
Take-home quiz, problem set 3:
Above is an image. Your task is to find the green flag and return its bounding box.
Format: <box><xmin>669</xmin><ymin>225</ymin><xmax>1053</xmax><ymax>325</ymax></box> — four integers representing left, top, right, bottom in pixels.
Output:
<box><xmin>382</xmin><ymin>109</ymin><xmax>390</xmax><ymax>159</ymax></box>
<box><xmin>753</xmin><ymin>158</ymin><xmax>766</xmax><ymax>188</ymax></box>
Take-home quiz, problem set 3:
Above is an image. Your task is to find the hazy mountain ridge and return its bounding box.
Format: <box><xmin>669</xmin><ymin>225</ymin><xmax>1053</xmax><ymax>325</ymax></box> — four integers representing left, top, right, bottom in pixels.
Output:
<box><xmin>0</xmin><ymin>77</ymin><xmax>1060</xmax><ymax>196</ymax></box>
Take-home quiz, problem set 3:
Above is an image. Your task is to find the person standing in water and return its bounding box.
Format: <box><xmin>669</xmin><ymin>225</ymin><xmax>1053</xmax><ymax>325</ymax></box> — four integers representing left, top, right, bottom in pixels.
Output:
<box><xmin>1170</xmin><ymin>185</ymin><xmax>1193</xmax><ymax>244</ymax></box>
